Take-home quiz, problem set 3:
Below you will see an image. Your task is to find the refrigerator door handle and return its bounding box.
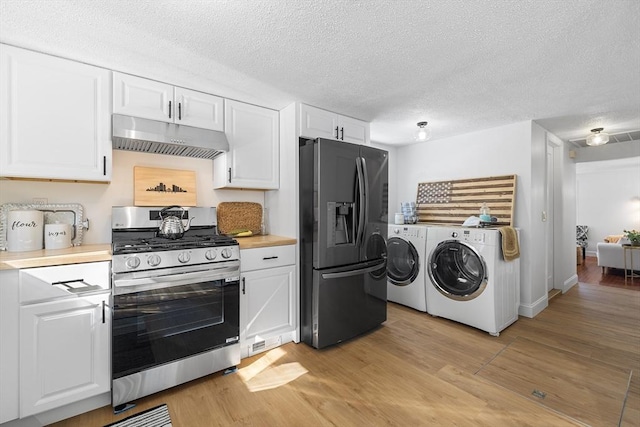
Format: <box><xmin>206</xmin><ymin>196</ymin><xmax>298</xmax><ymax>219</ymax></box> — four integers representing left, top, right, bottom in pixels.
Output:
<box><xmin>361</xmin><ymin>156</ymin><xmax>369</xmax><ymax>230</ymax></box>
<box><xmin>355</xmin><ymin>157</ymin><xmax>366</xmax><ymax>250</ymax></box>
<box><xmin>321</xmin><ymin>260</ymin><xmax>386</xmax><ymax>280</ymax></box>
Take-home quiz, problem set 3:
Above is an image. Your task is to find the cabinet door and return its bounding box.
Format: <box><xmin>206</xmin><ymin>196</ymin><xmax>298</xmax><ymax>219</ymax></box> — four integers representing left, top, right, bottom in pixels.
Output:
<box><xmin>20</xmin><ymin>293</ymin><xmax>110</xmax><ymax>417</ymax></box>
<box><xmin>0</xmin><ymin>44</ymin><xmax>112</xmax><ymax>182</ymax></box>
<box><xmin>175</xmin><ymin>87</ymin><xmax>224</xmax><ymax>131</ymax></box>
<box><xmin>0</xmin><ymin>270</ymin><xmax>19</xmax><ymax>424</ymax></box>
<box><xmin>338</xmin><ymin>115</ymin><xmax>370</xmax><ymax>145</ymax></box>
<box><xmin>299</xmin><ymin>103</ymin><xmax>338</xmax><ymax>140</ymax></box>
<box><xmin>113</xmin><ymin>72</ymin><xmax>172</xmax><ymax>122</ymax></box>
<box><xmin>240</xmin><ymin>265</ymin><xmax>295</xmax><ymax>350</ymax></box>
<box><xmin>214</xmin><ymin>100</ymin><xmax>279</xmax><ymax>189</ymax></box>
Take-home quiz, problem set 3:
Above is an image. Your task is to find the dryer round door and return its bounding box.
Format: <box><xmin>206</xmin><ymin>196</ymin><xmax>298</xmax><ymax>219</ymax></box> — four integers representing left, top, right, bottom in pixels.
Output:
<box><xmin>428</xmin><ymin>240</ymin><xmax>487</xmax><ymax>300</ymax></box>
<box><xmin>386</xmin><ymin>237</ymin><xmax>420</xmax><ymax>286</ymax></box>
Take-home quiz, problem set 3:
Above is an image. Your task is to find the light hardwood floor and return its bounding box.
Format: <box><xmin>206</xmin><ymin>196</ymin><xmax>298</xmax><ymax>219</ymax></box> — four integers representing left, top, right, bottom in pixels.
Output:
<box><xmin>52</xmin><ymin>270</ymin><xmax>640</xmax><ymax>426</ymax></box>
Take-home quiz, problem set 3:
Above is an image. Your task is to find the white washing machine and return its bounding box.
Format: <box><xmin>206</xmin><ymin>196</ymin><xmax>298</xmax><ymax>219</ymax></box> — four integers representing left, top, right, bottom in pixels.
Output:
<box><xmin>425</xmin><ymin>227</ymin><xmax>520</xmax><ymax>336</ymax></box>
<box><xmin>386</xmin><ymin>224</ymin><xmax>428</xmax><ymax>312</ymax></box>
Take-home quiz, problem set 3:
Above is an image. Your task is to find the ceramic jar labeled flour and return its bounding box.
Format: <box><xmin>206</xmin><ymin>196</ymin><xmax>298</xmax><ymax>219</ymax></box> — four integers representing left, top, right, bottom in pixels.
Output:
<box><xmin>7</xmin><ymin>210</ymin><xmax>44</xmax><ymax>252</ymax></box>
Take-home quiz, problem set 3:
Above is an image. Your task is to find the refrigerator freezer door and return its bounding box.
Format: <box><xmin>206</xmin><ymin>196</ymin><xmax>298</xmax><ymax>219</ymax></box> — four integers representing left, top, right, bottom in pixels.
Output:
<box><xmin>313</xmin><ymin>139</ymin><xmax>362</xmax><ymax>269</ymax></box>
<box><xmin>303</xmin><ymin>260</ymin><xmax>387</xmax><ymax>349</ymax></box>
<box><xmin>360</xmin><ymin>145</ymin><xmax>389</xmax><ymax>260</ymax></box>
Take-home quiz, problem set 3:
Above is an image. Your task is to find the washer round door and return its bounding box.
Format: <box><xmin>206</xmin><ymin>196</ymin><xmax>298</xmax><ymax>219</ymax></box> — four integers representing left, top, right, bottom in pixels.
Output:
<box><xmin>428</xmin><ymin>240</ymin><xmax>487</xmax><ymax>300</ymax></box>
<box><xmin>386</xmin><ymin>237</ymin><xmax>420</xmax><ymax>286</ymax></box>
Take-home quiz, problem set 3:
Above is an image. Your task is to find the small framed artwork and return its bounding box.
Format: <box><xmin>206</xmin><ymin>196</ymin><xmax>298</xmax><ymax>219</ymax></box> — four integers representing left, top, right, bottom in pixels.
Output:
<box><xmin>134</xmin><ymin>166</ymin><xmax>197</xmax><ymax>206</ymax></box>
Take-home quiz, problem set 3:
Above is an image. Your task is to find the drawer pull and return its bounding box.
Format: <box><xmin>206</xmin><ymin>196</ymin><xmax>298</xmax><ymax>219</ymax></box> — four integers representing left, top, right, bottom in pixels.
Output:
<box><xmin>263</xmin><ymin>256</ymin><xmax>279</xmax><ymax>260</ymax></box>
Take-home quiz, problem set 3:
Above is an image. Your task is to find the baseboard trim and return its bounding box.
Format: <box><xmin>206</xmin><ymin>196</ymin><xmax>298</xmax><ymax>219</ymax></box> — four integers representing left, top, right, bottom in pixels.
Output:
<box><xmin>563</xmin><ymin>274</ymin><xmax>579</xmax><ymax>293</ymax></box>
<box><xmin>518</xmin><ymin>294</ymin><xmax>548</xmax><ymax>318</ymax></box>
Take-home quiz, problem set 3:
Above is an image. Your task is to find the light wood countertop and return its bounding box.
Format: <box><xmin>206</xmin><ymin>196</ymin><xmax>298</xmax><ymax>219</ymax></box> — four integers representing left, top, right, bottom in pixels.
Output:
<box><xmin>0</xmin><ymin>244</ymin><xmax>112</xmax><ymax>270</ymax></box>
<box><xmin>235</xmin><ymin>234</ymin><xmax>297</xmax><ymax>250</ymax></box>
<box><xmin>0</xmin><ymin>236</ymin><xmax>297</xmax><ymax>270</ymax></box>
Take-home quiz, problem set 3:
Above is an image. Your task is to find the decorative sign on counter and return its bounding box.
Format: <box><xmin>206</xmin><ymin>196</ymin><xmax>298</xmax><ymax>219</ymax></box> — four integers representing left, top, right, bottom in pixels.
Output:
<box><xmin>134</xmin><ymin>166</ymin><xmax>197</xmax><ymax>206</ymax></box>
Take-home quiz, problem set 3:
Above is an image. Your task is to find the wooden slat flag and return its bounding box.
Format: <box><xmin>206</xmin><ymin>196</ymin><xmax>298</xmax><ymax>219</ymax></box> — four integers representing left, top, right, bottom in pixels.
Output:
<box><xmin>416</xmin><ymin>174</ymin><xmax>517</xmax><ymax>226</ymax></box>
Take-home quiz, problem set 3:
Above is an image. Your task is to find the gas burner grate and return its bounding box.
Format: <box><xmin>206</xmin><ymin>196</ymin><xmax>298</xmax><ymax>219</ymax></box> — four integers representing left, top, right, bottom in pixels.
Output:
<box><xmin>112</xmin><ymin>235</ymin><xmax>237</xmax><ymax>254</ymax></box>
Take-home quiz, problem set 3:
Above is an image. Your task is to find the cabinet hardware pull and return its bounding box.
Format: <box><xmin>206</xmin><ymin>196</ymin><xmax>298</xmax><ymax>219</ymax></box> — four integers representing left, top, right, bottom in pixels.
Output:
<box><xmin>335</xmin><ymin>126</ymin><xmax>339</xmax><ymax>139</ymax></box>
<box><xmin>178</xmin><ymin>102</ymin><xmax>182</xmax><ymax>120</ymax></box>
<box><xmin>263</xmin><ymin>256</ymin><xmax>278</xmax><ymax>260</ymax></box>
<box><xmin>340</xmin><ymin>127</ymin><xmax>344</xmax><ymax>140</ymax></box>
<box><xmin>242</xmin><ymin>277</ymin><xmax>246</xmax><ymax>295</ymax></box>
<box><xmin>228</xmin><ymin>167</ymin><xmax>232</xmax><ymax>183</ymax></box>
<box><xmin>103</xmin><ymin>156</ymin><xmax>107</xmax><ymax>176</ymax></box>
<box><xmin>169</xmin><ymin>101</ymin><xmax>172</xmax><ymax>119</ymax></box>
<box><xmin>102</xmin><ymin>300</ymin><xmax>106</xmax><ymax>324</ymax></box>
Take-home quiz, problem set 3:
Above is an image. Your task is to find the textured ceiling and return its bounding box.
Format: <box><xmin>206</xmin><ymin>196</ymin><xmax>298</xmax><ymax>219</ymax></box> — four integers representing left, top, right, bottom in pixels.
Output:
<box><xmin>1</xmin><ymin>0</ymin><xmax>639</xmax><ymax>146</ymax></box>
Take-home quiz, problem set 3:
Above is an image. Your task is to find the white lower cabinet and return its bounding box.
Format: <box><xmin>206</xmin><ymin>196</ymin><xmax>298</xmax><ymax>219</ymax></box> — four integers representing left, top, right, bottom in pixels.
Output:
<box><xmin>0</xmin><ymin>270</ymin><xmax>20</xmax><ymax>424</ymax></box>
<box><xmin>240</xmin><ymin>245</ymin><xmax>297</xmax><ymax>358</ymax></box>
<box><xmin>20</xmin><ymin>292</ymin><xmax>111</xmax><ymax>417</ymax></box>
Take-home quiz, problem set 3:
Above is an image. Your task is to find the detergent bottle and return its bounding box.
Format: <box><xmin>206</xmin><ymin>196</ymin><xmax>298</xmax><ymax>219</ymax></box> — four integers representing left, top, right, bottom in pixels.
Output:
<box><xmin>479</xmin><ymin>203</ymin><xmax>491</xmax><ymax>222</ymax></box>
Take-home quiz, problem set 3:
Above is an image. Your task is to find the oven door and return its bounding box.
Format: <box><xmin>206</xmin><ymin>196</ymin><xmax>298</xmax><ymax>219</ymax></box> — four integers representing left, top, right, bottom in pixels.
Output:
<box><xmin>112</xmin><ymin>261</ymin><xmax>240</xmax><ymax>380</ymax></box>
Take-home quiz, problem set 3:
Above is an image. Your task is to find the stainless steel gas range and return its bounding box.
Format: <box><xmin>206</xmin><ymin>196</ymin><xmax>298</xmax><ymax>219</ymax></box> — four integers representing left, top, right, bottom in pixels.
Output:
<box><xmin>110</xmin><ymin>206</ymin><xmax>240</xmax><ymax>409</ymax></box>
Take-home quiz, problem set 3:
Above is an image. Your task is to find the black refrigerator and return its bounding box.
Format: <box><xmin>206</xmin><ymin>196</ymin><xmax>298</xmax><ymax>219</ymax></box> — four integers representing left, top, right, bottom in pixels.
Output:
<box><xmin>299</xmin><ymin>137</ymin><xmax>388</xmax><ymax>349</ymax></box>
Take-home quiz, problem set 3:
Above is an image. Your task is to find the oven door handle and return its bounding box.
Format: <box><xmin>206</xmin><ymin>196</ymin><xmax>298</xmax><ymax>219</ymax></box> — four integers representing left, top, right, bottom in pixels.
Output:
<box><xmin>114</xmin><ymin>266</ymin><xmax>239</xmax><ymax>295</ymax></box>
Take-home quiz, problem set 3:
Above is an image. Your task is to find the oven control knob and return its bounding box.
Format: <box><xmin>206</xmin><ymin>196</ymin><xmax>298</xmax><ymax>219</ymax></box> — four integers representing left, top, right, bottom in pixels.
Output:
<box><xmin>147</xmin><ymin>254</ymin><xmax>161</xmax><ymax>267</ymax></box>
<box><xmin>126</xmin><ymin>256</ymin><xmax>140</xmax><ymax>269</ymax></box>
<box><xmin>178</xmin><ymin>251</ymin><xmax>191</xmax><ymax>263</ymax></box>
<box><xmin>221</xmin><ymin>248</ymin><xmax>233</xmax><ymax>259</ymax></box>
<box><xmin>205</xmin><ymin>249</ymin><xmax>217</xmax><ymax>260</ymax></box>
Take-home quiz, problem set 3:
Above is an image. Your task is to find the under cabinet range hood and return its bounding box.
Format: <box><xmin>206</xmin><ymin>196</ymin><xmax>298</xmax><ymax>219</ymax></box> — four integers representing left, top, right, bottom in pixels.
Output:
<box><xmin>112</xmin><ymin>114</ymin><xmax>229</xmax><ymax>159</ymax></box>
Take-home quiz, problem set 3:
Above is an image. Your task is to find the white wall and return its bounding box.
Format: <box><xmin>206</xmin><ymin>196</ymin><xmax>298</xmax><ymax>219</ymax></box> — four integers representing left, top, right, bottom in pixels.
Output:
<box><xmin>393</xmin><ymin>121</ymin><xmax>578</xmax><ymax>317</ymax></box>
<box><xmin>0</xmin><ymin>150</ymin><xmax>265</xmax><ymax>244</ymax></box>
<box><xmin>576</xmin><ymin>156</ymin><xmax>640</xmax><ymax>256</ymax></box>
<box><xmin>395</xmin><ymin>121</ymin><xmax>540</xmax><ymax>313</ymax></box>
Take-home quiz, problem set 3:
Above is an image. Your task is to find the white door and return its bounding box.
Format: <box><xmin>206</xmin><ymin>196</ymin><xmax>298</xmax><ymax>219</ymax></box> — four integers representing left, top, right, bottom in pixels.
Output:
<box><xmin>174</xmin><ymin>87</ymin><xmax>224</xmax><ymax>131</ymax></box>
<box><xmin>338</xmin><ymin>115</ymin><xmax>369</xmax><ymax>145</ymax></box>
<box><xmin>0</xmin><ymin>44</ymin><xmax>112</xmax><ymax>181</ymax></box>
<box><xmin>113</xmin><ymin>72</ymin><xmax>172</xmax><ymax>122</ymax></box>
<box><xmin>299</xmin><ymin>104</ymin><xmax>338</xmax><ymax>140</ymax></box>
<box><xmin>241</xmin><ymin>265</ymin><xmax>295</xmax><ymax>347</ymax></box>
<box><xmin>214</xmin><ymin>99</ymin><xmax>279</xmax><ymax>189</ymax></box>
<box><xmin>20</xmin><ymin>293</ymin><xmax>110</xmax><ymax>417</ymax></box>
<box><xmin>546</xmin><ymin>142</ymin><xmax>555</xmax><ymax>292</ymax></box>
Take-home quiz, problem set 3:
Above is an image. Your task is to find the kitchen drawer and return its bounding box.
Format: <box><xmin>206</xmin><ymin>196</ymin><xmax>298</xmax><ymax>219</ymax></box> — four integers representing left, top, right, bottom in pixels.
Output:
<box><xmin>19</xmin><ymin>261</ymin><xmax>110</xmax><ymax>304</ymax></box>
<box><xmin>240</xmin><ymin>245</ymin><xmax>295</xmax><ymax>272</ymax></box>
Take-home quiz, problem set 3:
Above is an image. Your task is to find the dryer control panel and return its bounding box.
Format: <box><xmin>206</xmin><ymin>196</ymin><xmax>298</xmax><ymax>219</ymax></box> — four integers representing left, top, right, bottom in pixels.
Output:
<box><xmin>459</xmin><ymin>229</ymin><xmax>486</xmax><ymax>243</ymax></box>
<box><xmin>391</xmin><ymin>226</ymin><xmax>426</xmax><ymax>239</ymax></box>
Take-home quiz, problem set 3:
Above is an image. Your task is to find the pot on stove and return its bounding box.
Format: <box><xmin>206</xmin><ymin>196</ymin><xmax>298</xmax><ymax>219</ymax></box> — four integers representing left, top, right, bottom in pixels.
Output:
<box><xmin>158</xmin><ymin>205</ymin><xmax>193</xmax><ymax>239</ymax></box>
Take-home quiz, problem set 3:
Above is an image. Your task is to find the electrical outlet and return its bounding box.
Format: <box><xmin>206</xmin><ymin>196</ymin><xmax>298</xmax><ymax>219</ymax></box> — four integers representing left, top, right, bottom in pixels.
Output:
<box><xmin>33</xmin><ymin>198</ymin><xmax>48</xmax><ymax>205</ymax></box>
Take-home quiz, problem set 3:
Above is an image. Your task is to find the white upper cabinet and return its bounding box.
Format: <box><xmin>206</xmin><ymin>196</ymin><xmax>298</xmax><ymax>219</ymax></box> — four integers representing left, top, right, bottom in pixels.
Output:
<box><xmin>113</xmin><ymin>72</ymin><xmax>223</xmax><ymax>131</ymax></box>
<box><xmin>213</xmin><ymin>99</ymin><xmax>279</xmax><ymax>190</ymax></box>
<box><xmin>0</xmin><ymin>44</ymin><xmax>112</xmax><ymax>182</ymax></box>
<box><xmin>299</xmin><ymin>103</ymin><xmax>370</xmax><ymax>145</ymax></box>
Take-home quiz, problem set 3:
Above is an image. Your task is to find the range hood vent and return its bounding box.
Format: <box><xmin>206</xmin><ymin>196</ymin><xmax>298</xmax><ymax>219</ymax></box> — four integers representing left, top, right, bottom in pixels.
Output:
<box><xmin>112</xmin><ymin>114</ymin><xmax>229</xmax><ymax>159</ymax></box>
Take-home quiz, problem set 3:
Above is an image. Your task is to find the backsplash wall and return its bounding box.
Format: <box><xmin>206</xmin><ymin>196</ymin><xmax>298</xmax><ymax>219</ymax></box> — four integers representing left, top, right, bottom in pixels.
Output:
<box><xmin>0</xmin><ymin>150</ymin><xmax>265</xmax><ymax>245</ymax></box>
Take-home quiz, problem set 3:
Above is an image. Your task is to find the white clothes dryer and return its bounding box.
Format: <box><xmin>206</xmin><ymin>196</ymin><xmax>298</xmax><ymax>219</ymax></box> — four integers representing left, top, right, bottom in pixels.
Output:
<box><xmin>425</xmin><ymin>227</ymin><xmax>520</xmax><ymax>336</ymax></box>
<box><xmin>386</xmin><ymin>224</ymin><xmax>428</xmax><ymax>312</ymax></box>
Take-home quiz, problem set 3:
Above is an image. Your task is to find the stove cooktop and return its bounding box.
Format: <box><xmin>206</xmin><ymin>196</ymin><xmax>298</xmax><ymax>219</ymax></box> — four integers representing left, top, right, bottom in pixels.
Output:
<box><xmin>112</xmin><ymin>234</ymin><xmax>238</xmax><ymax>255</ymax></box>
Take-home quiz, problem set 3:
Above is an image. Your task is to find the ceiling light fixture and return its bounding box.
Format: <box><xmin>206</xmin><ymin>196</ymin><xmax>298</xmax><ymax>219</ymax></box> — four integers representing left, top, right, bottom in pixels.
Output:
<box><xmin>586</xmin><ymin>127</ymin><xmax>609</xmax><ymax>146</ymax></box>
<box><xmin>414</xmin><ymin>121</ymin><xmax>431</xmax><ymax>141</ymax></box>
